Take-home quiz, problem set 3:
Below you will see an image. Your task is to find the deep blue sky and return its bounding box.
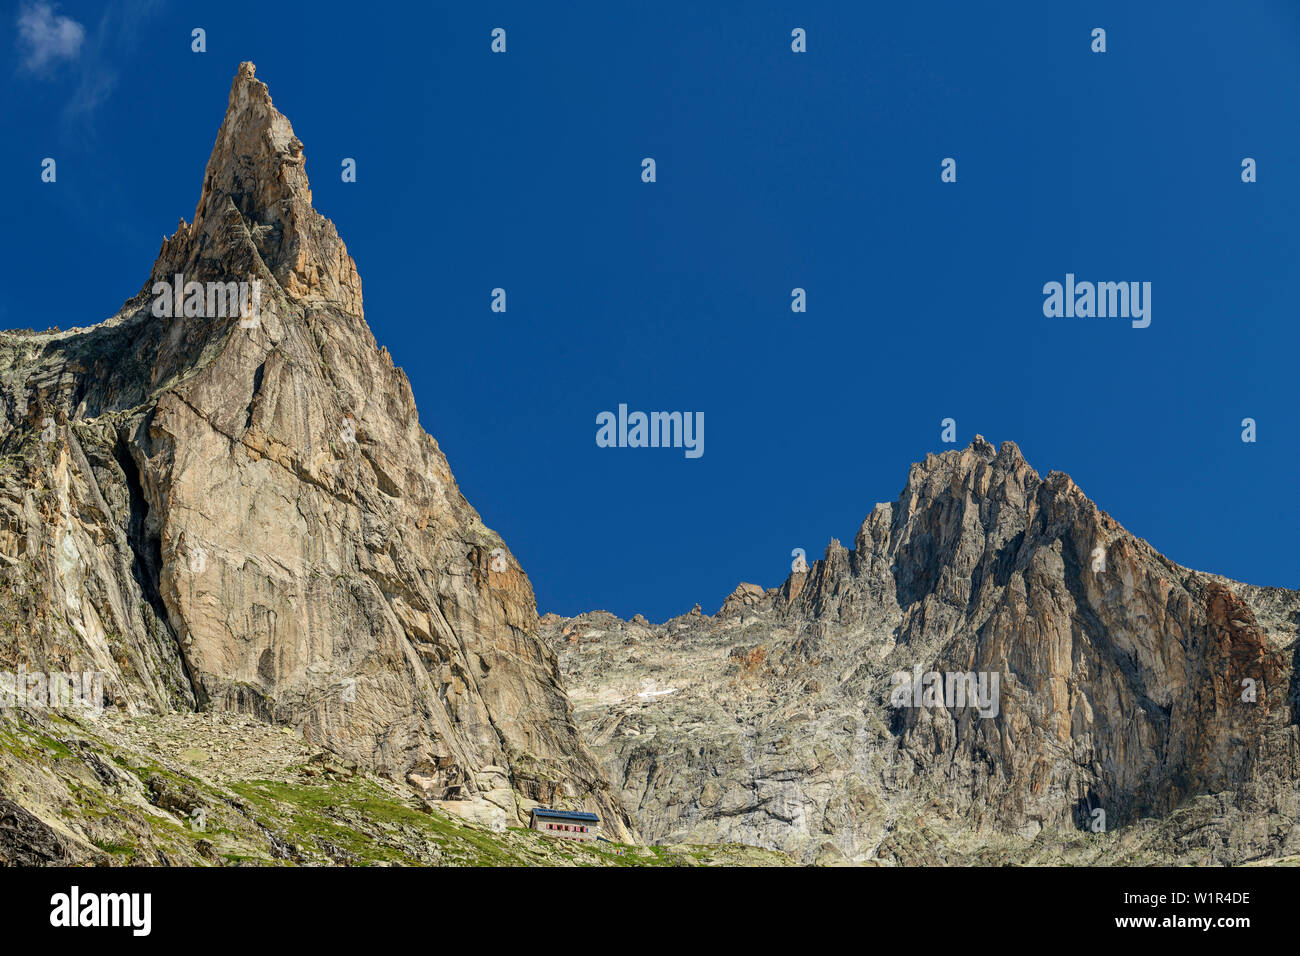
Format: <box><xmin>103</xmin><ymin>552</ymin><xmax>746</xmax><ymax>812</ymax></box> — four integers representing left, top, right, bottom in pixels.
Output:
<box><xmin>5</xmin><ymin>1</ymin><xmax>1299</xmax><ymax>621</ymax></box>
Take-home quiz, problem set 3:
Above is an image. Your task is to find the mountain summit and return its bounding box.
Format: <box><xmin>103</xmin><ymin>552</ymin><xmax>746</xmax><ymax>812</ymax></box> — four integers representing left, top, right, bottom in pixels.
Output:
<box><xmin>154</xmin><ymin>62</ymin><xmax>362</xmax><ymax>316</ymax></box>
<box><xmin>546</xmin><ymin>437</ymin><xmax>1300</xmax><ymax>863</ymax></box>
<box><xmin>0</xmin><ymin>63</ymin><xmax>629</xmax><ymax>839</ymax></box>
<box><xmin>2</xmin><ymin>64</ymin><xmax>1298</xmax><ymax>867</ymax></box>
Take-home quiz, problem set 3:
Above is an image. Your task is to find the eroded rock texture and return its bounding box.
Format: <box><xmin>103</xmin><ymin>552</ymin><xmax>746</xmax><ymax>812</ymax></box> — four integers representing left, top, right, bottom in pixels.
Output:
<box><xmin>547</xmin><ymin>438</ymin><xmax>1300</xmax><ymax>863</ymax></box>
<box><xmin>3</xmin><ymin>62</ymin><xmax>1296</xmax><ymax>867</ymax></box>
<box><xmin>0</xmin><ymin>63</ymin><xmax>629</xmax><ymax>838</ymax></box>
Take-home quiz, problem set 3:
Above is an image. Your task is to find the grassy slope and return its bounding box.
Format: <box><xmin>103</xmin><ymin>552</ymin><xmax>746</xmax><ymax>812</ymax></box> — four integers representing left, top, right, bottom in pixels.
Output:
<box><xmin>0</xmin><ymin>711</ymin><xmax>792</xmax><ymax>867</ymax></box>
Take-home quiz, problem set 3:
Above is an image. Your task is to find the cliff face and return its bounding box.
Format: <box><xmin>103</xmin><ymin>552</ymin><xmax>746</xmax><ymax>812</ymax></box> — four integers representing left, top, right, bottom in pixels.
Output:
<box><xmin>0</xmin><ymin>63</ymin><xmax>630</xmax><ymax>839</ymax></box>
<box><xmin>4</xmin><ymin>62</ymin><xmax>1298</xmax><ymax>867</ymax></box>
<box><xmin>546</xmin><ymin>438</ymin><xmax>1300</xmax><ymax>863</ymax></box>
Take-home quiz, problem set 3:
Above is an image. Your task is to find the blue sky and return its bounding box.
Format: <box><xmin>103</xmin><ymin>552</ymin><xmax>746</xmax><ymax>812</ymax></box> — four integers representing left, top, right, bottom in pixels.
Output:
<box><xmin>5</xmin><ymin>1</ymin><xmax>1300</xmax><ymax>621</ymax></box>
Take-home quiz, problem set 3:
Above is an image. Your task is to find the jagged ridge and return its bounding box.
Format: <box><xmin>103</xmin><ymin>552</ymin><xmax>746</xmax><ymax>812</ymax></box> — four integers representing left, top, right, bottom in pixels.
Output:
<box><xmin>547</xmin><ymin>437</ymin><xmax>1300</xmax><ymax>863</ymax></box>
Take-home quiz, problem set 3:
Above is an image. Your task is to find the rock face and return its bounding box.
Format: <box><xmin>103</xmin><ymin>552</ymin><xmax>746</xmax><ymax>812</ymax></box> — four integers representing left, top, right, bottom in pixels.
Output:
<box><xmin>546</xmin><ymin>437</ymin><xmax>1300</xmax><ymax>863</ymax></box>
<box><xmin>4</xmin><ymin>62</ymin><xmax>1298</xmax><ymax>868</ymax></box>
<box><xmin>0</xmin><ymin>63</ymin><xmax>630</xmax><ymax>838</ymax></box>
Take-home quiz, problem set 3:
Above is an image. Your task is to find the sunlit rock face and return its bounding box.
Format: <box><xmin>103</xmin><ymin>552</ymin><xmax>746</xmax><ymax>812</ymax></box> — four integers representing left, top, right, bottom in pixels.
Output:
<box><xmin>3</xmin><ymin>61</ymin><xmax>1298</xmax><ymax>867</ymax></box>
<box><xmin>547</xmin><ymin>438</ymin><xmax>1300</xmax><ymax>863</ymax></box>
<box><xmin>0</xmin><ymin>63</ymin><xmax>631</xmax><ymax>839</ymax></box>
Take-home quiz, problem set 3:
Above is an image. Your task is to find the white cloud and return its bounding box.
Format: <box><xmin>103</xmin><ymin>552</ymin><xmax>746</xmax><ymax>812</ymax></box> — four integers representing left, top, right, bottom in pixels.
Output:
<box><xmin>17</xmin><ymin>2</ymin><xmax>85</xmax><ymax>72</ymax></box>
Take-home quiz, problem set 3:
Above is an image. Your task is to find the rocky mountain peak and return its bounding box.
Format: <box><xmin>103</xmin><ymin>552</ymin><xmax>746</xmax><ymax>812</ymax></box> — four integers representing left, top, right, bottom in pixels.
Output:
<box><xmin>152</xmin><ymin>61</ymin><xmax>361</xmax><ymax>315</ymax></box>
<box><xmin>195</xmin><ymin>62</ymin><xmax>307</xmax><ymax>226</ymax></box>
<box><xmin>547</xmin><ymin>439</ymin><xmax>1300</xmax><ymax>863</ymax></box>
<box><xmin>0</xmin><ymin>64</ymin><xmax>630</xmax><ymax>840</ymax></box>
<box><xmin>761</xmin><ymin>437</ymin><xmax>1044</xmax><ymax>623</ymax></box>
